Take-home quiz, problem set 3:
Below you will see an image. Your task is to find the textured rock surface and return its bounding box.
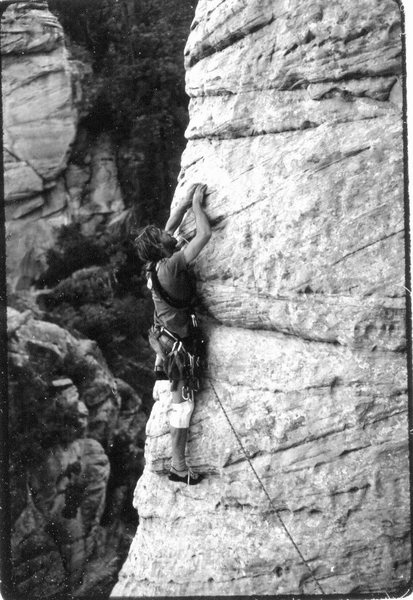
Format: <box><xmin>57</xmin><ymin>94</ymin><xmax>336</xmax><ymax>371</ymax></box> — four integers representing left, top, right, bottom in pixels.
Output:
<box><xmin>3</xmin><ymin>2</ymin><xmax>76</xmax><ymax>289</ymax></box>
<box><xmin>8</xmin><ymin>306</ymin><xmax>120</xmax><ymax>444</ymax></box>
<box><xmin>2</xmin><ymin>2</ymin><xmax>125</xmax><ymax>291</ymax></box>
<box><xmin>113</xmin><ymin>0</ymin><xmax>409</xmax><ymax>596</ymax></box>
<box><xmin>8</xmin><ymin>307</ymin><xmax>144</xmax><ymax>597</ymax></box>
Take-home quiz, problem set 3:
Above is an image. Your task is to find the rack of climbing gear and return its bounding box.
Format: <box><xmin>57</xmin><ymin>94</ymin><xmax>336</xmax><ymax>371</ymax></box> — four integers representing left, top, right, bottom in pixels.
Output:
<box><xmin>148</xmin><ymin>323</ymin><xmax>201</xmax><ymax>398</ymax></box>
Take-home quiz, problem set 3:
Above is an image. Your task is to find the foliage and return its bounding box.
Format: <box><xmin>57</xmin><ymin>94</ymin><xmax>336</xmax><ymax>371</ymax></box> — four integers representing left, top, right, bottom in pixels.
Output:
<box><xmin>9</xmin><ymin>363</ymin><xmax>85</xmax><ymax>474</ymax></box>
<box><xmin>42</xmin><ymin>268</ymin><xmax>115</xmax><ymax>309</ymax></box>
<box><xmin>48</xmin><ymin>0</ymin><xmax>196</xmax><ymax>223</ymax></box>
<box><xmin>38</xmin><ymin>221</ymin><xmax>143</xmax><ymax>289</ymax></box>
<box><xmin>46</xmin><ymin>296</ymin><xmax>149</xmax><ymax>364</ymax></box>
<box><xmin>36</xmin><ymin>218</ymin><xmax>152</xmax><ymax>368</ymax></box>
<box><xmin>38</xmin><ymin>223</ymin><xmax>107</xmax><ymax>287</ymax></box>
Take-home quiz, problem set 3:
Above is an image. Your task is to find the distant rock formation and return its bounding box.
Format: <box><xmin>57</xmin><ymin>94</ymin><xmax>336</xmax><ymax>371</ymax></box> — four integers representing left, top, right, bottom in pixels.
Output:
<box><xmin>2</xmin><ymin>2</ymin><xmax>125</xmax><ymax>291</ymax></box>
<box><xmin>8</xmin><ymin>307</ymin><xmax>146</xmax><ymax>597</ymax></box>
<box><xmin>112</xmin><ymin>0</ymin><xmax>409</xmax><ymax>596</ymax></box>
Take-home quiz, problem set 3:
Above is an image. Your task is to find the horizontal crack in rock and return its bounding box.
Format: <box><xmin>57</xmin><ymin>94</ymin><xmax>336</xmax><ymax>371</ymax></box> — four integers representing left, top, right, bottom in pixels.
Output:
<box><xmin>331</xmin><ymin>229</ymin><xmax>404</xmax><ymax>266</ymax></box>
<box><xmin>187</xmin><ymin>14</ymin><xmax>276</xmax><ymax>68</ymax></box>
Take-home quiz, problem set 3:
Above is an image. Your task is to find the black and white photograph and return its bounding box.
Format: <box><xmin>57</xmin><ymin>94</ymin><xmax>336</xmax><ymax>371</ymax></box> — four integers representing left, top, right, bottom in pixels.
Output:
<box><xmin>0</xmin><ymin>0</ymin><xmax>411</xmax><ymax>598</ymax></box>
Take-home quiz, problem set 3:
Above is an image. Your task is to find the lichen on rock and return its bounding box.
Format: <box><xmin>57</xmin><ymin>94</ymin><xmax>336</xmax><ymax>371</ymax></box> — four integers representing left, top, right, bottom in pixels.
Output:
<box><xmin>112</xmin><ymin>0</ymin><xmax>409</xmax><ymax>596</ymax></box>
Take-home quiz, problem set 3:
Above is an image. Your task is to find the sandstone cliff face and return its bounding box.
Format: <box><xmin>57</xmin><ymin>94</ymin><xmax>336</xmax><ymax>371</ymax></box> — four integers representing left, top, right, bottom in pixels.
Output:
<box><xmin>2</xmin><ymin>2</ymin><xmax>124</xmax><ymax>291</ymax></box>
<box><xmin>8</xmin><ymin>307</ymin><xmax>146</xmax><ymax>597</ymax></box>
<box><xmin>112</xmin><ymin>0</ymin><xmax>409</xmax><ymax>596</ymax></box>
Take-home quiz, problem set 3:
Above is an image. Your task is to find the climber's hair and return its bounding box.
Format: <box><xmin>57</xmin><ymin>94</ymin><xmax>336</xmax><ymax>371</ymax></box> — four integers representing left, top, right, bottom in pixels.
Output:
<box><xmin>133</xmin><ymin>225</ymin><xmax>165</xmax><ymax>263</ymax></box>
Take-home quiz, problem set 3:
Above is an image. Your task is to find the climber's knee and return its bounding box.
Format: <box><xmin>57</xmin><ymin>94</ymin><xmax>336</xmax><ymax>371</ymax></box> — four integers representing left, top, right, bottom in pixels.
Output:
<box><xmin>169</xmin><ymin>400</ymin><xmax>194</xmax><ymax>428</ymax></box>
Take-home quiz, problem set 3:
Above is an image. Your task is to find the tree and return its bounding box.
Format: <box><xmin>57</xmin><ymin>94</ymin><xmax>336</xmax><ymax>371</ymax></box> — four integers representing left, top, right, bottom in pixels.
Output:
<box><xmin>49</xmin><ymin>0</ymin><xmax>196</xmax><ymax>225</ymax></box>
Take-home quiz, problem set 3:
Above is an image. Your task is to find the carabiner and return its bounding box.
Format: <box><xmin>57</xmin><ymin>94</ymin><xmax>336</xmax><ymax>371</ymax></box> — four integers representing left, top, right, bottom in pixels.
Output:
<box><xmin>182</xmin><ymin>386</ymin><xmax>194</xmax><ymax>402</ymax></box>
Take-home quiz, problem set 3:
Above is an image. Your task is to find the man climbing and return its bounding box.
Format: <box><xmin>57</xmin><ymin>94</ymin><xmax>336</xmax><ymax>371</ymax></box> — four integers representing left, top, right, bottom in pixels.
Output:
<box><xmin>133</xmin><ymin>183</ymin><xmax>211</xmax><ymax>485</ymax></box>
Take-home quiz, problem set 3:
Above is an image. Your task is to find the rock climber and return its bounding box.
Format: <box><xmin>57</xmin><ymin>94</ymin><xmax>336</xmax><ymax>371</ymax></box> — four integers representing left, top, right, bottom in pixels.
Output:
<box><xmin>133</xmin><ymin>183</ymin><xmax>211</xmax><ymax>485</ymax></box>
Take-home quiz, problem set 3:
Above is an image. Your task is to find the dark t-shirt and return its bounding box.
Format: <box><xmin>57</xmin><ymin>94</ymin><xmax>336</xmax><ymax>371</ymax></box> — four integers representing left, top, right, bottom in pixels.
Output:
<box><xmin>151</xmin><ymin>250</ymin><xmax>193</xmax><ymax>338</ymax></box>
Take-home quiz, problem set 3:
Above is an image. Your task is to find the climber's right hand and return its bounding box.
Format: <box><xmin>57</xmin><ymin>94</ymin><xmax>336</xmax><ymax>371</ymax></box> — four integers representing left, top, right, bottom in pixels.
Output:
<box><xmin>192</xmin><ymin>183</ymin><xmax>207</xmax><ymax>207</ymax></box>
<box><xmin>178</xmin><ymin>183</ymin><xmax>198</xmax><ymax>211</ymax></box>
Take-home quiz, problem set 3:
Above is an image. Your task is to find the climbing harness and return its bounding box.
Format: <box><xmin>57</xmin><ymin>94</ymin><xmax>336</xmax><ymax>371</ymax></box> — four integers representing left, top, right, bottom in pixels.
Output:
<box><xmin>207</xmin><ymin>376</ymin><xmax>325</xmax><ymax>595</ymax></box>
<box><xmin>148</xmin><ymin>322</ymin><xmax>203</xmax><ymax>397</ymax></box>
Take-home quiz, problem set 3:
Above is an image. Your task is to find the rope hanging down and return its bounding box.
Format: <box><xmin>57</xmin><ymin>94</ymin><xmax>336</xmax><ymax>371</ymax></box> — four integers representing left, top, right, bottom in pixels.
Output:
<box><xmin>207</xmin><ymin>376</ymin><xmax>325</xmax><ymax>595</ymax></box>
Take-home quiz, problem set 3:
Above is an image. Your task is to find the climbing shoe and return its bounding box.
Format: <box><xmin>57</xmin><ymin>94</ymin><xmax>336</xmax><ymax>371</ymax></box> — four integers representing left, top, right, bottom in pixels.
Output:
<box><xmin>168</xmin><ymin>468</ymin><xmax>203</xmax><ymax>485</ymax></box>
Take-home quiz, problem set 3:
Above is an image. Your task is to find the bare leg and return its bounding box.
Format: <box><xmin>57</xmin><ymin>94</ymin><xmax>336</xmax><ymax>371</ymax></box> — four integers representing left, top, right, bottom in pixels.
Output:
<box><xmin>170</xmin><ymin>381</ymin><xmax>189</xmax><ymax>473</ymax></box>
<box><xmin>168</xmin><ymin>381</ymin><xmax>203</xmax><ymax>484</ymax></box>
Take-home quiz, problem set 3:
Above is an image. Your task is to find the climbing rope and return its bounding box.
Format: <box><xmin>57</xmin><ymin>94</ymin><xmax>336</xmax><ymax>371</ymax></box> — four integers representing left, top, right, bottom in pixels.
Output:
<box><xmin>207</xmin><ymin>376</ymin><xmax>325</xmax><ymax>595</ymax></box>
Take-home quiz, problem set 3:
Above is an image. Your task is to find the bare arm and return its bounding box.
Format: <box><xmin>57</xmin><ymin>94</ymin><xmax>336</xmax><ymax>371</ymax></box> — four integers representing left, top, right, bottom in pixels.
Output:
<box><xmin>183</xmin><ymin>184</ymin><xmax>211</xmax><ymax>264</ymax></box>
<box><xmin>164</xmin><ymin>184</ymin><xmax>197</xmax><ymax>234</ymax></box>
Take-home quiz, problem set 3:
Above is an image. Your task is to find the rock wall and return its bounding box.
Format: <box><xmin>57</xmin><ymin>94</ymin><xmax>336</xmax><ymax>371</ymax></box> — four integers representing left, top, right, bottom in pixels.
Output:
<box><xmin>2</xmin><ymin>1</ymin><xmax>125</xmax><ymax>291</ymax></box>
<box><xmin>112</xmin><ymin>0</ymin><xmax>410</xmax><ymax>596</ymax></box>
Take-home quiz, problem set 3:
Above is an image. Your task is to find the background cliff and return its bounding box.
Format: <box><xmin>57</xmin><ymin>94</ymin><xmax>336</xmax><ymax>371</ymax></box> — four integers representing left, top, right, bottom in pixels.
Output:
<box><xmin>3</xmin><ymin>1</ymin><xmax>194</xmax><ymax>597</ymax></box>
<box><xmin>8</xmin><ymin>305</ymin><xmax>146</xmax><ymax>598</ymax></box>
<box><xmin>112</xmin><ymin>0</ymin><xmax>410</xmax><ymax>596</ymax></box>
<box><xmin>3</xmin><ymin>0</ymin><xmax>195</xmax><ymax>293</ymax></box>
<box><xmin>3</xmin><ymin>0</ymin><xmax>126</xmax><ymax>292</ymax></box>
